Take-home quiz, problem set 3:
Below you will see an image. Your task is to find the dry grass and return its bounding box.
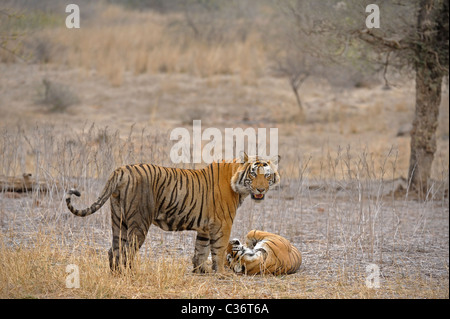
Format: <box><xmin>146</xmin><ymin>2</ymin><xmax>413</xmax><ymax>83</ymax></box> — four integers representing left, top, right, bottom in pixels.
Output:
<box><xmin>30</xmin><ymin>5</ymin><xmax>266</xmax><ymax>86</ymax></box>
<box><xmin>1</xmin><ymin>231</ymin><xmax>447</xmax><ymax>299</ymax></box>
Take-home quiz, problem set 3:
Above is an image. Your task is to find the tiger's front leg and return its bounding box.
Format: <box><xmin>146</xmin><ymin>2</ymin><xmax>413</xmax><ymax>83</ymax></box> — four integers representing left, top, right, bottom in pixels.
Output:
<box><xmin>192</xmin><ymin>231</ymin><xmax>211</xmax><ymax>274</ymax></box>
<box><xmin>209</xmin><ymin>225</ymin><xmax>232</xmax><ymax>274</ymax></box>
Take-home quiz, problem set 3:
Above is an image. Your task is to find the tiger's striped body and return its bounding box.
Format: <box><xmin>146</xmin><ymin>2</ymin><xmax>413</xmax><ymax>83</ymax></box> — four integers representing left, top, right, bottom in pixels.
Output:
<box><xmin>226</xmin><ymin>230</ymin><xmax>302</xmax><ymax>275</ymax></box>
<box><xmin>66</xmin><ymin>155</ymin><xmax>280</xmax><ymax>273</ymax></box>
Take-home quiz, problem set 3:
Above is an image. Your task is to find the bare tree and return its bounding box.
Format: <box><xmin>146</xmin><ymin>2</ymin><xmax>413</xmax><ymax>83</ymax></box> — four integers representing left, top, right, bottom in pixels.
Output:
<box><xmin>272</xmin><ymin>1</ymin><xmax>383</xmax><ymax>115</ymax></box>
<box><xmin>272</xmin><ymin>47</ymin><xmax>311</xmax><ymax>111</ymax></box>
<box><xmin>281</xmin><ymin>0</ymin><xmax>449</xmax><ymax>197</ymax></box>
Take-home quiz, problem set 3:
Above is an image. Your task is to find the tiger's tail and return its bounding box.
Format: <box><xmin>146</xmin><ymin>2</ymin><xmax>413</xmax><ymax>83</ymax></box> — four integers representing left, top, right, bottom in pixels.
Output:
<box><xmin>66</xmin><ymin>170</ymin><xmax>119</xmax><ymax>217</ymax></box>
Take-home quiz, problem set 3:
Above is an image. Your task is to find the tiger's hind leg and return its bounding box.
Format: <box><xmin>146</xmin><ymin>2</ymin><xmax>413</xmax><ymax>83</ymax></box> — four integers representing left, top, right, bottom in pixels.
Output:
<box><xmin>107</xmin><ymin>167</ymin><xmax>155</xmax><ymax>273</ymax></box>
<box><xmin>124</xmin><ymin>210</ymin><xmax>152</xmax><ymax>269</ymax></box>
<box><xmin>109</xmin><ymin>196</ymin><xmax>153</xmax><ymax>272</ymax></box>
<box><xmin>109</xmin><ymin>195</ymin><xmax>128</xmax><ymax>272</ymax></box>
<box><xmin>192</xmin><ymin>231</ymin><xmax>211</xmax><ymax>274</ymax></box>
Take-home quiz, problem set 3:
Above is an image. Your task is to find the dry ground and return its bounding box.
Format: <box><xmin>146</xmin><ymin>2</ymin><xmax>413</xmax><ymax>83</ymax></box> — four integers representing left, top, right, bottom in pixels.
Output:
<box><xmin>0</xmin><ymin>173</ymin><xmax>448</xmax><ymax>298</ymax></box>
<box><xmin>0</xmin><ymin>3</ymin><xmax>448</xmax><ymax>299</ymax></box>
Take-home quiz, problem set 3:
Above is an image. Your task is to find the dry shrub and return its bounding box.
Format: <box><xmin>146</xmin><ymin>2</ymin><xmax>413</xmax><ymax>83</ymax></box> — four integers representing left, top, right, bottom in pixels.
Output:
<box><xmin>27</xmin><ymin>5</ymin><xmax>266</xmax><ymax>86</ymax></box>
<box><xmin>38</xmin><ymin>78</ymin><xmax>80</xmax><ymax>112</ymax></box>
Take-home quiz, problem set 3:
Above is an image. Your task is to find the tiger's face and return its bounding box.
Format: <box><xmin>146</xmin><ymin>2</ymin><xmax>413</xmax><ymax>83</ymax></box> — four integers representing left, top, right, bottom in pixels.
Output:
<box><xmin>231</xmin><ymin>154</ymin><xmax>280</xmax><ymax>201</ymax></box>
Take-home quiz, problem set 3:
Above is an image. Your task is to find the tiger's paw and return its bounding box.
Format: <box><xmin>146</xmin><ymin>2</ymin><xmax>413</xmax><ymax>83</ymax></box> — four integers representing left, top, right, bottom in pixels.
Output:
<box><xmin>192</xmin><ymin>262</ymin><xmax>212</xmax><ymax>275</ymax></box>
<box><xmin>229</xmin><ymin>238</ymin><xmax>244</xmax><ymax>252</ymax></box>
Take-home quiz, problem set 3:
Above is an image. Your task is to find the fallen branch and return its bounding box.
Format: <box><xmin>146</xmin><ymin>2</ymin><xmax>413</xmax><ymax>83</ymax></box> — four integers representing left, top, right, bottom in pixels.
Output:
<box><xmin>0</xmin><ymin>173</ymin><xmax>58</xmax><ymax>193</ymax></box>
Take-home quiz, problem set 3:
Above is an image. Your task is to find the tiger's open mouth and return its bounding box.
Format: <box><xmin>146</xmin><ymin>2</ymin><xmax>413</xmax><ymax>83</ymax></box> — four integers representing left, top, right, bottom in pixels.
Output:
<box><xmin>251</xmin><ymin>194</ymin><xmax>265</xmax><ymax>200</ymax></box>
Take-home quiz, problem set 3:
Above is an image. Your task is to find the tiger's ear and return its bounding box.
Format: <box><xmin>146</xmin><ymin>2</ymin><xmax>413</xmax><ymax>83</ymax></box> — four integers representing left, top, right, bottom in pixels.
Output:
<box><xmin>239</xmin><ymin>151</ymin><xmax>249</xmax><ymax>163</ymax></box>
<box><xmin>270</xmin><ymin>155</ymin><xmax>280</xmax><ymax>166</ymax></box>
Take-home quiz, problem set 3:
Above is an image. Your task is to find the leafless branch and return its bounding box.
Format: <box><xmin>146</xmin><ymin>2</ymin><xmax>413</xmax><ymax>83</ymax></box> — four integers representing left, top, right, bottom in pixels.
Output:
<box><xmin>383</xmin><ymin>51</ymin><xmax>392</xmax><ymax>89</ymax></box>
<box><xmin>357</xmin><ymin>29</ymin><xmax>410</xmax><ymax>51</ymax></box>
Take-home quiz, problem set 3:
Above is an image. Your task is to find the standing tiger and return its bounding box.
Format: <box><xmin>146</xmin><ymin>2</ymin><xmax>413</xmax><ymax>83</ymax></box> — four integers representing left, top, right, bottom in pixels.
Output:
<box><xmin>66</xmin><ymin>154</ymin><xmax>280</xmax><ymax>273</ymax></box>
<box><xmin>226</xmin><ymin>230</ymin><xmax>302</xmax><ymax>275</ymax></box>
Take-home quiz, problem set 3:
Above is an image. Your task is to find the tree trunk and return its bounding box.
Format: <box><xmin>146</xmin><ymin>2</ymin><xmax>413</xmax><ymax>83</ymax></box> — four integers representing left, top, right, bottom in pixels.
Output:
<box><xmin>408</xmin><ymin>67</ymin><xmax>443</xmax><ymax>196</ymax></box>
<box><xmin>407</xmin><ymin>0</ymin><xmax>447</xmax><ymax>197</ymax></box>
<box><xmin>290</xmin><ymin>80</ymin><xmax>303</xmax><ymax>110</ymax></box>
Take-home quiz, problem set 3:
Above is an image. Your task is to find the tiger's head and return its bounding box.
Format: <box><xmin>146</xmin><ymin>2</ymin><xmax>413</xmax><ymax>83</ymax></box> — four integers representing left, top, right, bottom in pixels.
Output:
<box><xmin>231</xmin><ymin>153</ymin><xmax>280</xmax><ymax>201</ymax></box>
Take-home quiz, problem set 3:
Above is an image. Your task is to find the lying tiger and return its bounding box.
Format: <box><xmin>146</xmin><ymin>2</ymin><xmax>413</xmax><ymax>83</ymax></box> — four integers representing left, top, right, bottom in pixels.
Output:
<box><xmin>66</xmin><ymin>153</ymin><xmax>280</xmax><ymax>274</ymax></box>
<box><xmin>226</xmin><ymin>230</ymin><xmax>302</xmax><ymax>275</ymax></box>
